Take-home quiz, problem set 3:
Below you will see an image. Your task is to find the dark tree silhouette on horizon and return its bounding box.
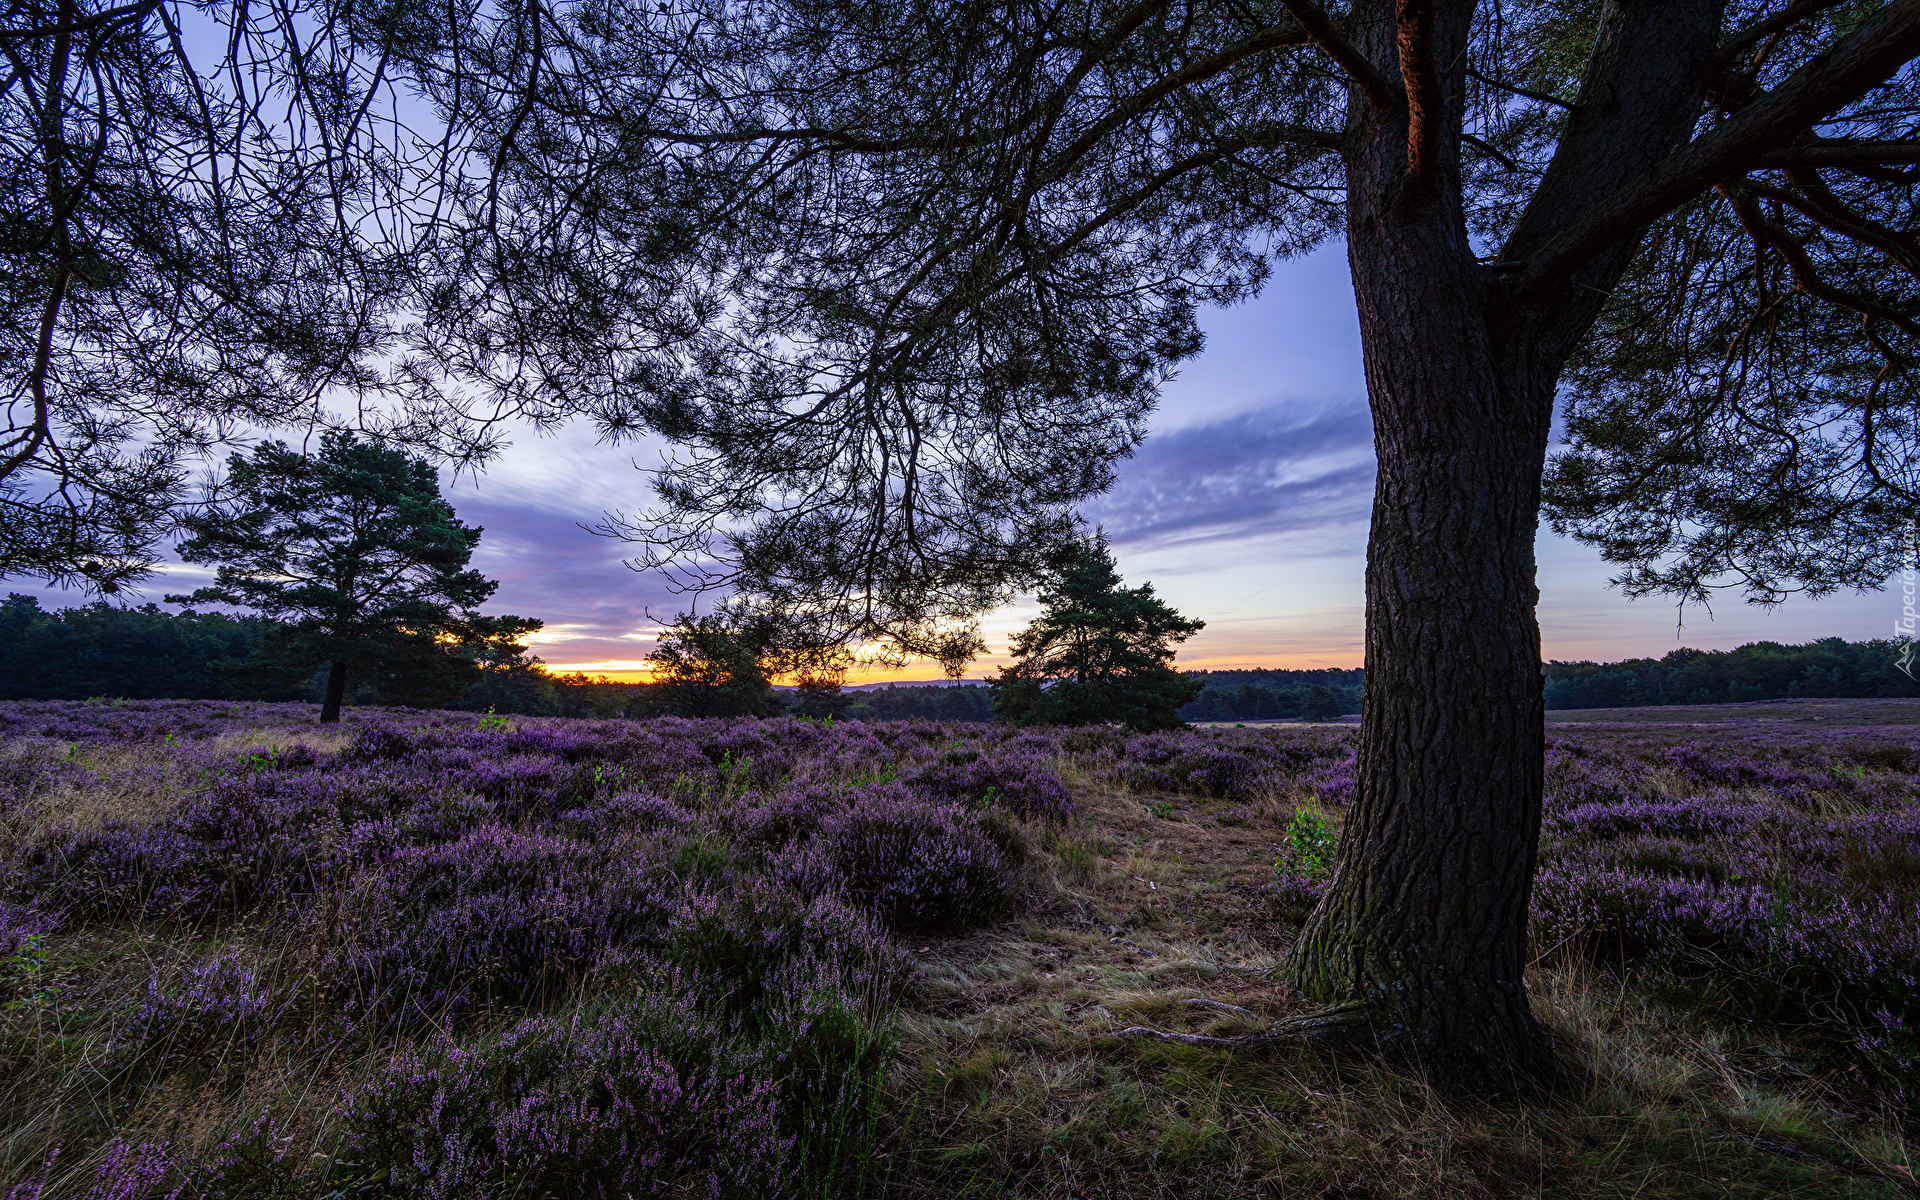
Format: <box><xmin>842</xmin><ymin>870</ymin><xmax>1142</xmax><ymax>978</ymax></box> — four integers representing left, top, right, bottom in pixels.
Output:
<box><xmin>341</xmin><ymin>0</ymin><xmax>1920</xmax><ymax>1092</ymax></box>
<box><xmin>172</xmin><ymin>433</ymin><xmax>519</xmax><ymax>723</ymax></box>
<box><xmin>991</xmin><ymin>539</ymin><xmax>1205</xmax><ymax>730</ymax></box>
<box><xmin>643</xmin><ymin>611</ymin><xmax>790</xmax><ymax>718</ymax></box>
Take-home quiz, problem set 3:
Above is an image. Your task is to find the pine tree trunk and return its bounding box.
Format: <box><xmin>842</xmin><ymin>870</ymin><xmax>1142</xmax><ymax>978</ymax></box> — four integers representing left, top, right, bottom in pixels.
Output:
<box><xmin>320</xmin><ymin>660</ymin><xmax>348</xmax><ymax>723</ymax></box>
<box><xmin>1278</xmin><ymin>17</ymin><xmax>1564</xmax><ymax>1089</ymax></box>
<box><xmin>1105</xmin><ymin>0</ymin><xmax>1722</xmax><ymax>1097</ymax></box>
<box><xmin>1279</xmin><ymin>266</ymin><xmax>1563</xmax><ymax>1089</ymax></box>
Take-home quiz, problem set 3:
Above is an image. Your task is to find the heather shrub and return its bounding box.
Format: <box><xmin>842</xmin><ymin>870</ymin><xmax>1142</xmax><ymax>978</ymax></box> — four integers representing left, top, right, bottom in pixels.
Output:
<box><xmin>661</xmin><ymin>882</ymin><xmax>909</xmax><ymax>1014</ymax></box>
<box><xmin>1854</xmin><ymin>1010</ymin><xmax>1919</xmax><ymax>1103</ymax></box>
<box><xmin>0</xmin><ymin>747</ymin><xmax>87</xmax><ymax>822</ymax></box>
<box><xmin>545</xmin><ymin>787</ymin><xmax>690</xmax><ymax>841</ymax></box>
<box><xmin>327</xmin><ymin>826</ymin><xmax>674</xmax><ymax>1020</ymax></box>
<box><xmin>1296</xmin><ymin>748</ymin><xmax>1356</xmax><ymax>806</ymax></box>
<box><xmin>1169</xmin><ymin>745</ymin><xmax>1263</xmax><ymax>799</ymax></box>
<box><xmin>343</xmin><ymin>720</ymin><xmax>419</xmax><ymax>762</ymax></box>
<box><xmin>128</xmin><ymin>948</ymin><xmax>281</xmax><ymax>1071</ymax></box>
<box><xmin>904</xmin><ymin>750</ymin><xmax>1076</xmax><ymax>820</ymax></box>
<box><xmin>1066</xmin><ymin>726</ymin><xmax>1346</xmax><ymax>802</ymax></box>
<box><xmin>1533</xmin><ymin>742</ymin><xmax>1920</xmax><ymax>1103</ymax></box>
<box><xmin>17</xmin><ymin>814</ymin><xmax>304</xmax><ymax>922</ymax></box>
<box><xmin>1057</xmin><ymin>725</ymin><xmax>1128</xmax><ymax>754</ymax></box>
<box><xmin>1545</xmin><ymin>792</ymin><xmax>1773</xmax><ymax>840</ymax></box>
<box><xmin>1532</xmin><ymin>864</ymin><xmax>1774</xmax><ymax>959</ymax></box>
<box><xmin>1265</xmin><ymin>872</ymin><xmax>1328</xmax><ymax>924</ymax></box>
<box><xmin>818</xmin><ymin>788</ymin><xmax>1011</xmax><ymax>930</ymax></box>
<box><xmin>338</xmin><ymin>981</ymin><xmax>793</xmax><ymax>1200</ymax></box>
<box><xmin>78</xmin><ymin>1140</ymin><xmax>179</xmax><ymax>1200</ymax></box>
<box><xmin>0</xmin><ymin>900</ymin><xmax>56</xmax><ymax>956</ymax></box>
<box><xmin>722</xmin><ymin>781</ymin><xmax>842</xmax><ymax>847</ymax></box>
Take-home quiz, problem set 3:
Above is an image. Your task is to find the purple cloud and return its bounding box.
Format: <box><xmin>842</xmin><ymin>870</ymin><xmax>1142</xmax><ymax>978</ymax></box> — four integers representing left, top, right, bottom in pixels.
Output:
<box><xmin>1087</xmin><ymin>402</ymin><xmax>1376</xmax><ymax>550</ymax></box>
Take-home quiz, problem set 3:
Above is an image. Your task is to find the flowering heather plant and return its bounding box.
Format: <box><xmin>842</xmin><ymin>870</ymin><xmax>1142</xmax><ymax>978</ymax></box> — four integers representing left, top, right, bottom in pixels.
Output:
<box><xmin>1062</xmin><ymin>724</ymin><xmax>1351</xmax><ymax>802</ymax></box>
<box><xmin>1</xmin><ymin>903</ymin><xmax>56</xmax><ymax>1011</ymax></box>
<box><xmin>339</xmin><ymin>979</ymin><xmax>794</xmax><ymax>1200</ymax></box>
<box><xmin>661</xmin><ymin>881</ymin><xmax>909</xmax><ymax>1014</ymax></box>
<box><xmin>720</xmin><ymin>780</ymin><xmax>843</xmax><ymax>848</ymax></box>
<box><xmin>10</xmin><ymin>697</ymin><xmax>1920</xmax><ymax>1182</ymax></box>
<box><xmin>1296</xmin><ymin>748</ymin><xmax>1358</xmax><ymax>807</ymax></box>
<box><xmin>1531</xmin><ymin>730</ymin><xmax>1920</xmax><ymax>1097</ymax></box>
<box><xmin>817</xmin><ymin>787</ymin><xmax>1013</xmax><ymax>930</ymax></box>
<box><xmin>328</xmin><ymin>826</ymin><xmax>676</xmax><ymax>1021</ymax></box>
<box><xmin>0</xmin><ymin>747</ymin><xmax>88</xmax><ymax>821</ymax></box>
<box><xmin>129</xmin><ymin>948</ymin><xmax>282</xmax><ymax>1069</ymax></box>
<box><xmin>0</xmin><ymin>900</ymin><xmax>56</xmax><ymax>957</ymax></box>
<box><xmin>904</xmin><ymin>747</ymin><xmax>1076</xmax><ymax>820</ymax></box>
<box><xmin>16</xmin><ymin>774</ymin><xmax>339</xmax><ymax>921</ymax></box>
<box><xmin>79</xmin><ymin>1140</ymin><xmax>179</xmax><ymax>1200</ymax></box>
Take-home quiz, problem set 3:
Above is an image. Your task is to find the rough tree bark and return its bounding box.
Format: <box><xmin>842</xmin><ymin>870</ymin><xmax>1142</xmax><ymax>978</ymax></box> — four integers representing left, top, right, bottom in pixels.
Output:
<box><xmin>321</xmin><ymin>660</ymin><xmax>349</xmax><ymax>724</ymax></box>
<box><xmin>1282</xmin><ymin>189</ymin><xmax>1564</xmax><ymax>1093</ymax></box>
<box><xmin>1278</xmin><ymin>0</ymin><xmax>1727</xmax><ymax>1090</ymax></box>
<box><xmin>1125</xmin><ymin>0</ymin><xmax>1920</xmax><ymax>1089</ymax></box>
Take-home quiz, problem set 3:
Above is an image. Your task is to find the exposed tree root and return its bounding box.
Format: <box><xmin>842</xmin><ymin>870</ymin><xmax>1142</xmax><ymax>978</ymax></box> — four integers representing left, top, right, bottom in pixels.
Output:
<box><xmin>1123</xmin><ymin>1002</ymin><xmax>1581</xmax><ymax>1099</ymax></box>
<box><xmin>1120</xmin><ymin>1001</ymin><xmax>1377</xmax><ymax>1050</ymax></box>
<box><xmin>1183</xmin><ymin>998</ymin><xmax>1257</xmax><ymax>1019</ymax></box>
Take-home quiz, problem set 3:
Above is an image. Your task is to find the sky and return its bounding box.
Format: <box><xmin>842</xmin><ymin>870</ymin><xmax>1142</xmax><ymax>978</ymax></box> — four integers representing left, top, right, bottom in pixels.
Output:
<box><xmin>12</xmin><ymin>244</ymin><xmax>1896</xmax><ymax>682</ymax></box>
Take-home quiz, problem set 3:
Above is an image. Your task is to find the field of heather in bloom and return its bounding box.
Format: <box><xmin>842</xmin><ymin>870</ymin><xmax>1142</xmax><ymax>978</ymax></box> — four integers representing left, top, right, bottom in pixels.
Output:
<box><xmin>1</xmin><ymin>698</ymin><xmax>1916</xmax><ymax>1199</ymax></box>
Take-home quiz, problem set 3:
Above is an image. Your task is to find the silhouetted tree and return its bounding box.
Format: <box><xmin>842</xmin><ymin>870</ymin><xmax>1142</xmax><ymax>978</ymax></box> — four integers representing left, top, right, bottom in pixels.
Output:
<box><xmin>172</xmin><ymin>433</ymin><xmax>524</xmax><ymax>722</ymax></box>
<box><xmin>643</xmin><ymin>612</ymin><xmax>787</xmax><ymax>718</ymax></box>
<box><xmin>374</xmin><ymin>0</ymin><xmax>1920</xmax><ymax>1091</ymax></box>
<box><xmin>991</xmin><ymin>541</ymin><xmax>1203</xmax><ymax>730</ymax></box>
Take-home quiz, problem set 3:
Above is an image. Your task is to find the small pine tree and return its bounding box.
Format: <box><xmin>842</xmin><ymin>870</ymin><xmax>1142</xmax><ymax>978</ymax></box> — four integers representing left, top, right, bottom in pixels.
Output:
<box><xmin>990</xmin><ymin>538</ymin><xmax>1204</xmax><ymax>731</ymax></box>
<box><xmin>643</xmin><ymin>612</ymin><xmax>788</xmax><ymax>718</ymax></box>
<box><xmin>171</xmin><ymin>432</ymin><xmax>534</xmax><ymax>722</ymax></box>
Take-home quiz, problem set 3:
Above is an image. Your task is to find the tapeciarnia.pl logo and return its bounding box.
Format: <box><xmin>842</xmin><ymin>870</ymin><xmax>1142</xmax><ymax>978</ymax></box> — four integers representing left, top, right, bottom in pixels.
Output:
<box><xmin>1899</xmin><ymin>518</ymin><xmax>1918</xmax><ymax>680</ymax></box>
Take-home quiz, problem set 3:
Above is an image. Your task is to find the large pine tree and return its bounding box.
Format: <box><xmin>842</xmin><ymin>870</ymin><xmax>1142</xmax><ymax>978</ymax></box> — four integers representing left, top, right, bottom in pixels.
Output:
<box><xmin>172</xmin><ymin>433</ymin><xmax>522</xmax><ymax>722</ymax></box>
<box><xmin>204</xmin><ymin>0</ymin><xmax>1920</xmax><ymax>1091</ymax></box>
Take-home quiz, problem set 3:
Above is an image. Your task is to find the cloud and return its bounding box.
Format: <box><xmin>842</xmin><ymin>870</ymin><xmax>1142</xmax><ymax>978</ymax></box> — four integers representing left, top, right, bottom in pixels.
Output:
<box><xmin>452</xmin><ymin>495</ymin><xmax>682</xmax><ymax>665</ymax></box>
<box><xmin>1087</xmin><ymin>401</ymin><xmax>1376</xmax><ymax>550</ymax></box>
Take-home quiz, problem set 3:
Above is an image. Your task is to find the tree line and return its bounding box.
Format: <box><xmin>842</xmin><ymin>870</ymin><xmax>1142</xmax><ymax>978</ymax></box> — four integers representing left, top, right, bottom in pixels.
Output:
<box><xmin>14</xmin><ymin>590</ymin><xmax>1908</xmax><ymax>719</ymax></box>
<box><xmin>1178</xmin><ymin>669</ymin><xmax>1365</xmax><ymax>722</ymax></box>
<box><xmin>1543</xmin><ymin>639</ymin><xmax>1920</xmax><ymax>709</ymax></box>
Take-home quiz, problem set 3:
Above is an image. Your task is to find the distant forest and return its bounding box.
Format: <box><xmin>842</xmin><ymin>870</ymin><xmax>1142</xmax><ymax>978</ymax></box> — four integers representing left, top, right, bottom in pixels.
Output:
<box><xmin>1176</xmin><ymin>668</ymin><xmax>1365</xmax><ymax>721</ymax></box>
<box><xmin>1540</xmin><ymin>638</ymin><xmax>1920</xmax><ymax>708</ymax></box>
<box><xmin>4</xmin><ymin>596</ymin><xmax>1915</xmax><ymax>716</ymax></box>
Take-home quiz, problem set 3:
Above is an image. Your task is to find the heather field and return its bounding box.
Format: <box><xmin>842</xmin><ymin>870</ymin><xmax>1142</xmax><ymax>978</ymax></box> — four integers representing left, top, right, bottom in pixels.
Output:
<box><xmin>1</xmin><ymin>701</ymin><xmax>1917</xmax><ymax>1198</ymax></box>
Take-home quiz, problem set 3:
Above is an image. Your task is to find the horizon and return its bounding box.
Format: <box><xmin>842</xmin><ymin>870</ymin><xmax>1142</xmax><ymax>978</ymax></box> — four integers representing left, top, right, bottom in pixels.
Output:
<box><xmin>8</xmin><ymin>245</ymin><xmax>1897</xmax><ymax>681</ymax></box>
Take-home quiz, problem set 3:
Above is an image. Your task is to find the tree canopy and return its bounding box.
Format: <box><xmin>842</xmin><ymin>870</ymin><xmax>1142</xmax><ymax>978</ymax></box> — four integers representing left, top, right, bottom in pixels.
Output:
<box><xmin>991</xmin><ymin>541</ymin><xmax>1204</xmax><ymax>730</ymax></box>
<box><xmin>171</xmin><ymin>432</ymin><xmax>529</xmax><ymax>721</ymax></box>
<box><xmin>0</xmin><ymin>0</ymin><xmax>488</xmax><ymax>592</ymax></box>
<box><xmin>341</xmin><ymin>0</ymin><xmax>1920</xmax><ymax>621</ymax></box>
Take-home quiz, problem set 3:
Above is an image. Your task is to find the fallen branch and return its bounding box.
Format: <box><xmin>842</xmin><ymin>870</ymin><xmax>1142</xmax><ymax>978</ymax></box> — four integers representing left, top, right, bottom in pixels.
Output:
<box><xmin>1120</xmin><ymin>1000</ymin><xmax>1376</xmax><ymax>1050</ymax></box>
<box><xmin>1184</xmin><ymin>998</ymin><xmax>1258</xmax><ymax>1018</ymax></box>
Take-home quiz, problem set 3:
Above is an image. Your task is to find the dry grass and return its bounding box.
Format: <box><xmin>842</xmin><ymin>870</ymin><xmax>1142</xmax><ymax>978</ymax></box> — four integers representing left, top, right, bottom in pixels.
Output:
<box><xmin>8</xmin><ymin>724</ymin><xmax>355</xmax><ymax>835</ymax></box>
<box><xmin>877</xmin><ymin>784</ymin><xmax>1917</xmax><ymax>1199</ymax></box>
